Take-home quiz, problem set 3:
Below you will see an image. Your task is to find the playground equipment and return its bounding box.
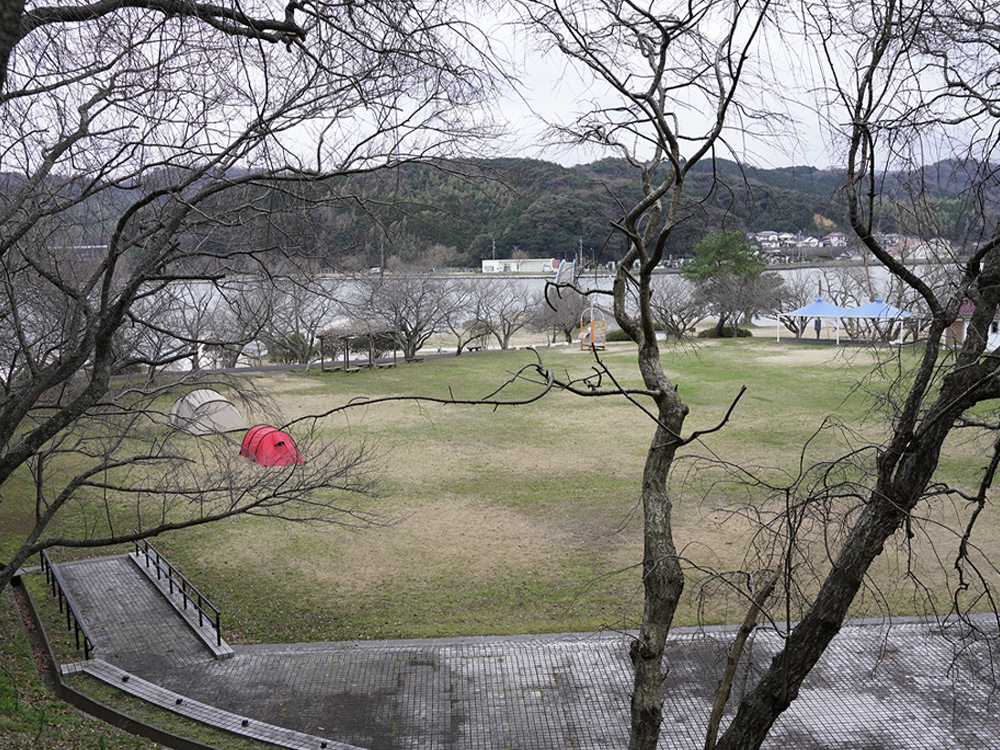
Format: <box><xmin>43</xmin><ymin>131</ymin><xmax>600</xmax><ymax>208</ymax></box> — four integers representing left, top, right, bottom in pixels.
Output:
<box><xmin>554</xmin><ymin>258</ymin><xmax>576</xmax><ymax>285</ymax></box>
<box><xmin>580</xmin><ymin>304</ymin><xmax>606</xmax><ymax>350</ymax></box>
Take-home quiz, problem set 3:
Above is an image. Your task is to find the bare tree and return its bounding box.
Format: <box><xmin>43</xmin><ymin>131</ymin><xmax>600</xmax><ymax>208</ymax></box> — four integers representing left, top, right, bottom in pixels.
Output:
<box><xmin>202</xmin><ymin>279</ymin><xmax>279</xmax><ymax>369</ymax></box>
<box><xmin>713</xmin><ymin>1</ymin><xmax>1000</xmax><ymax>747</ymax></box>
<box><xmin>0</xmin><ymin>0</ymin><xmax>501</xmax><ymax>596</ymax></box>
<box><xmin>531</xmin><ymin>285</ymin><xmax>587</xmax><ymax>344</ymax></box>
<box><xmin>649</xmin><ymin>276</ymin><xmax>706</xmax><ymax>340</ymax></box>
<box><xmin>259</xmin><ymin>277</ymin><xmax>342</xmax><ymax>368</ymax></box>
<box><xmin>441</xmin><ymin>278</ymin><xmax>485</xmax><ymax>355</ymax></box>
<box><xmin>518</xmin><ymin>1</ymin><xmax>774</xmax><ymax>747</ymax></box>
<box><xmin>111</xmin><ymin>282</ymin><xmax>242</xmax><ymax>376</ymax></box>
<box><xmin>161</xmin><ymin>284</ymin><xmax>221</xmax><ymax>372</ymax></box>
<box><xmin>480</xmin><ymin>277</ymin><xmax>533</xmax><ymax>349</ymax></box>
<box><xmin>348</xmin><ymin>272</ymin><xmax>461</xmax><ymax>359</ymax></box>
<box><xmin>774</xmin><ymin>273</ymin><xmax>822</xmax><ymax>336</ymax></box>
<box><xmin>109</xmin><ymin>292</ymin><xmax>196</xmax><ymax>380</ymax></box>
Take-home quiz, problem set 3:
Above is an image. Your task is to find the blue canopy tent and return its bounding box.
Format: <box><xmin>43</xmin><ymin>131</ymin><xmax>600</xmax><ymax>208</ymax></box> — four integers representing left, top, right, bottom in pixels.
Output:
<box><xmin>846</xmin><ymin>296</ymin><xmax>913</xmax><ymax>319</ymax></box>
<box><xmin>843</xmin><ymin>296</ymin><xmax>915</xmax><ymax>344</ymax></box>
<box><xmin>777</xmin><ymin>298</ymin><xmax>852</xmax><ymax>343</ymax></box>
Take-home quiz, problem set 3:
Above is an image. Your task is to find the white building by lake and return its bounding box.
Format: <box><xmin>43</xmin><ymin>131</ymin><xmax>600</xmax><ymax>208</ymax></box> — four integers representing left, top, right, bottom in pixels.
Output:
<box><xmin>481</xmin><ymin>258</ymin><xmax>558</xmax><ymax>274</ymax></box>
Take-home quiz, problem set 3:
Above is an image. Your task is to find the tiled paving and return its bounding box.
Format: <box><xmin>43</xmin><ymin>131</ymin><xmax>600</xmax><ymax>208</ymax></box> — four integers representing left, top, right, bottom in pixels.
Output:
<box><xmin>127</xmin><ymin>550</ymin><xmax>233</xmax><ymax>660</ymax></box>
<box><xmin>52</xmin><ymin>555</ymin><xmax>210</xmax><ymax>672</ymax></box>
<box><xmin>45</xmin><ymin>554</ymin><xmax>1000</xmax><ymax>749</ymax></box>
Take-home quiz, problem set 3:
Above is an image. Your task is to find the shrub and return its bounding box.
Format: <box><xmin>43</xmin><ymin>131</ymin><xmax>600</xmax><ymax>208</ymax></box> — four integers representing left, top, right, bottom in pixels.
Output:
<box><xmin>266</xmin><ymin>332</ymin><xmax>314</xmax><ymax>363</ymax></box>
<box><xmin>606</xmin><ymin>328</ymin><xmax>634</xmax><ymax>342</ymax></box>
<box><xmin>697</xmin><ymin>327</ymin><xmax>753</xmax><ymax>339</ymax></box>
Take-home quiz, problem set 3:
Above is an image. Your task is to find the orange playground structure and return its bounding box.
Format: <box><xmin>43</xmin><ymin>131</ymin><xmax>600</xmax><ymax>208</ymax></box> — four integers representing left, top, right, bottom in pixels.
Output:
<box><xmin>580</xmin><ymin>306</ymin><xmax>606</xmax><ymax>350</ymax></box>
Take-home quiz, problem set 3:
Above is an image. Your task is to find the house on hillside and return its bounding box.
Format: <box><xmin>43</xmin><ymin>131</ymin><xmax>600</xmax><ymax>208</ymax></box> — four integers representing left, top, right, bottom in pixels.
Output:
<box><xmin>945</xmin><ymin>298</ymin><xmax>1000</xmax><ymax>350</ymax></box>
<box><xmin>904</xmin><ymin>238</ymin><xmax>954</xmax><ymax>263</ymax></box>
<box><xmin>753</xmin><ymin>231</ymin><xmax>780</xmax><ymax>250</ymax></box>
<box><xmin>796</xmin><ymin>233</ymin><xmax>821</xmax><ymax>249</ymax></box>
<box><xmin>482</xmin><ymin>258</ymin><xmax>558</xmax><ymax>274</ymax></box>
<box><xmin>880</xmin><ymin>233</ymin><xmax>904</xmax><ymax>251</ymax></box>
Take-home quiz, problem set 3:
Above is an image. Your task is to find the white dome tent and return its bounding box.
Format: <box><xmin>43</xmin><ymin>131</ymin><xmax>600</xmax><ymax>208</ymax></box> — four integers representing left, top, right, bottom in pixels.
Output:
<box><xmin>166</xmin><ymin>389</ymin><xmax>250</xmax><ymax>435</ymax></box>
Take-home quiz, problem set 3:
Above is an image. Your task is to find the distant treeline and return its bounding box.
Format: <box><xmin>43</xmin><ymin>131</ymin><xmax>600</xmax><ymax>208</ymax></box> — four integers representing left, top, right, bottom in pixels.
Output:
<box><xmin>9</xmin><ymin>156</ymin><xmax>990</xmax><ymax>271</ymax></box>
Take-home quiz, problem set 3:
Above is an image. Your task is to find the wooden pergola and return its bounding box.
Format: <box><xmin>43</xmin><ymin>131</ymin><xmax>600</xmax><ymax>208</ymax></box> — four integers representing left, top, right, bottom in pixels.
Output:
<box><xmin>317</xmin><ymin>328</ymin><xmax>399</xmax><ymax>372</ymax></box>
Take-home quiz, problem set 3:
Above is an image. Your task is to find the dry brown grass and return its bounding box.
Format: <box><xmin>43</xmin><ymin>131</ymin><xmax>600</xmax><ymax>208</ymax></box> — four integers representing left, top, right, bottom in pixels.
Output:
<box><xmin>142</xmin><ymin>339</ymin><xmax>1000</xmax><ymax>642</ymax></box>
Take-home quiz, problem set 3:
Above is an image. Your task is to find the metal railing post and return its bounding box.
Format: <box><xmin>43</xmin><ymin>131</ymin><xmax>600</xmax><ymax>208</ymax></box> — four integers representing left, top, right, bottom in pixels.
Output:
<box><xmin>40</xmin><ymin>550</ymin><xmax>94</xmax><ymax>660</ymax></box>
<box><xmin>132</xmin><ymin>538</ymin><xmax>224</xmax><ymax>648</ymax></box>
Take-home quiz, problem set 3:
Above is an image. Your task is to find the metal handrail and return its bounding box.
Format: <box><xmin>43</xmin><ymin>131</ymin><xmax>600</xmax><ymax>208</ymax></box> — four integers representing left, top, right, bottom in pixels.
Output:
<box><xmin>132</xmin><ymin>537</ymin><xmax>222</xmax><ymax>647</ymax></box>
<box><xmin>40</xmin><ymin>550</ymin><xmax>95</xmax><ymax>659</ymax></box>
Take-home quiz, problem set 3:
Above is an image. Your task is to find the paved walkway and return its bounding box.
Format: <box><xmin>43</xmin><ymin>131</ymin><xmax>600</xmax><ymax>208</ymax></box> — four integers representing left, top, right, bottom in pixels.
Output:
<box><xmin>47</xmin><ymin>554</ymin><xmax>1000</xmax><ymax>749</ymax></box>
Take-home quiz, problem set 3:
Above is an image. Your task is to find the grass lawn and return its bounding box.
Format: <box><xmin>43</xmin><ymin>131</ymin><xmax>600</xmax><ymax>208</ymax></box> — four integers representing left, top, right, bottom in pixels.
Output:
<box><xmin>0</xmin><ymin>587</ymin><xmax>161</xmax><ymax>750</ymax></box>
<box><xmin>2</xmin><ymin>577</ymin><xmax>294</xmax><ymax>750</ymax></box>
<box><xmin>17</xmin><ymin>336</ymin><xmax>1000</xmax><ymax>649</ymax></box>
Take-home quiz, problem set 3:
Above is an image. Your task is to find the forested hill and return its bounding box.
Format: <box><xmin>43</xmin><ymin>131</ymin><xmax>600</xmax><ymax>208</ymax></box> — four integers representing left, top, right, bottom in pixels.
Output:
<box><xmin>308</xmin><ymin>156</ymin><xmax>983</xmax><ymax>269</ymax></box>
<box><xmin>10</xmin><ymin>156</ymin><xmax>984</xmax><ymax>270</ymax></box>
<box><xmin>315</xmin><ymin>157</ymin><xmax>851</xmax><ymax>268</ymax></box>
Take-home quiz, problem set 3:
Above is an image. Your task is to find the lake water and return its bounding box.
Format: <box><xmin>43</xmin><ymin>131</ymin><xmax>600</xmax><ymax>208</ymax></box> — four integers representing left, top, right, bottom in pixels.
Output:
<box><xmin>162</xmin><ymin>260</ymin><xmax>924</xmax><ymax>370</ymax></box>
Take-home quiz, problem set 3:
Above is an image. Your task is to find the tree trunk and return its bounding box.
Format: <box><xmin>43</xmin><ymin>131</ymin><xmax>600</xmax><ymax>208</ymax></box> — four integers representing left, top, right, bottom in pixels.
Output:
<box><xmin>714</xmin><ymin>347</ymin><xmax>995</xmax><ymax>750</ymax></box>
<box><xmin>713</xmin><ymin>496</ymin><xmax>909</xmax><ymax>750</ymax></box>
<box><xmin>0</xmin><ymin>0</ymin><xmax>24</xmax><ymax>91</ymax></box>
<box><xmin>713</xmin><ymin>314</ymin><xmax>728</xmax><ymax>338</ymax></box>
<box><xmin>628</xmin><ymin>430</ymin><xmax>685</xmax><ymax>750</ymax></box>
<box><xmin>628</xmin><ymin>341</ymin><xmax>688</xmax><ymax>750</ymax></box>
<box><xmin>705</xmin><ymin>575</ymin><xmax>776</xmax><ymax>750</ymax></box>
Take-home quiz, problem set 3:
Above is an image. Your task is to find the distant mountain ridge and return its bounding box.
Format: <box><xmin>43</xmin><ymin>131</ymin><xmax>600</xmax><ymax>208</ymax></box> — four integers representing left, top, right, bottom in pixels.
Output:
<box><xmin>4</xmin><ymin>156</ymin><xmax>990</xmax><ymax>269</ymax></box>
<box><xmin>317</xmin><ymin>155</ymin><xmax>988</xmax><ymax>267</ymax></box>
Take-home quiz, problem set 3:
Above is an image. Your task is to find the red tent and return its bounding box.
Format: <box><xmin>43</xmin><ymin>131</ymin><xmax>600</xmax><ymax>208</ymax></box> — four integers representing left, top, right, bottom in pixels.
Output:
<box><xmin>240</xmin><ymin>425</ymin><xmax>305</xmax><ymax>466</ymax></box>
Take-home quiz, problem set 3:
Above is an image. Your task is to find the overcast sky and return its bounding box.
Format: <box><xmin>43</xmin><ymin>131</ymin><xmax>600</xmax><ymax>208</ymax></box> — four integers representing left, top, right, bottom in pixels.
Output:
<box><xmin>486</xmin><ymin>10</ymin><xmax>841</xmax><ymax>171</ymax></box>
<box><xmin>503</xmin><ymin>69</ymin><xmax>837</xmax><ymax>170</ymax></box>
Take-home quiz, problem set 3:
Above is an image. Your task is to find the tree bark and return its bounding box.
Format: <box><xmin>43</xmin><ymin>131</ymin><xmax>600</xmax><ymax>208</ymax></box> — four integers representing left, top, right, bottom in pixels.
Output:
<box><xmin>713</xmin><ymin>314</ymin><xmax>728</xmax><ymax>338</ymax></box>
<box><xmin>629</xmin><ymin>418</ymin><xmax>686</xmax><ymax>750</ymax></box>
<box><xmin>626</xmin><ymin>294</ymin><xmax>690</xmax><ymax>750</ymax></box>
<box><xmin>0</xmin><ymin>0</ymin><xmax>24</xmax><ymax>90</ymax></box>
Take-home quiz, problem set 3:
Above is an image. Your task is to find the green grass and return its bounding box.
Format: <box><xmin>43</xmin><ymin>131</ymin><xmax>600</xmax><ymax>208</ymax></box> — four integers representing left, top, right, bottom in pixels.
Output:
<box><xmin>129</xmin><ymin>340</ymin><xmax>992</xmax><ymax>642</ymax></box>
<box><xmin>0</xmin><ymin>588</ymin><xmax>157</xmax><ymax>750</ymax></box>
<box><xmin>12</xmin><ymin>336</ymin><xmax>1000</xmax><ymax>746</ymax></box>
<box><xmin>20</xmin><ymin>339</ymin><xmax>1000</xmax><ymax>648</ymax></box>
